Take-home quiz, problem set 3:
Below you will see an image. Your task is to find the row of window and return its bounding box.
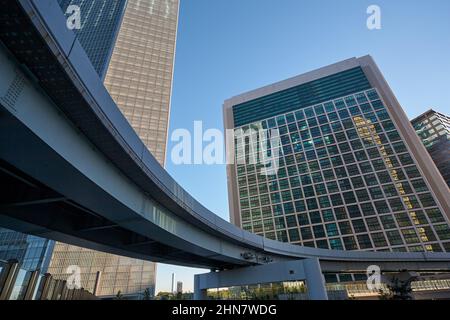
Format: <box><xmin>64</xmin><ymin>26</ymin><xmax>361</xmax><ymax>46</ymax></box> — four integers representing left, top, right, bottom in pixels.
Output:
<box><xmin>239</xmin><ymin>162</ymin><xmax>424</xmax><ymax>196</ymax></box>
<box><xmin>234</xmin><ymin>89</ymin><xmax>450</xmax><ymax>253</ymax></box>
<box><xmin>244</xmin><ymin>212</ymin><xmax>448</xmax><ymax>240</ymax></box>
<box><xmin>235</xmin><ymin>89</ymin><xmax>382</xmax><ymax>132</ymax></box>
<box><xmin>245</xmin><ymin>225</ymin><xmax>450</xmax><ymax>253</ymax></box>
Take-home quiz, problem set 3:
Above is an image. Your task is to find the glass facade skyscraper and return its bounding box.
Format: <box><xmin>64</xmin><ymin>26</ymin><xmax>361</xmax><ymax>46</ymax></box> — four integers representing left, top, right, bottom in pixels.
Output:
<box><xmin>103</xmin><ymin>0</ymin><xmax>179</xmax><ymax>164</ymax></box>
<box><xmin>57</xmin><ymin>0</ymin><xmax>127</xmax><ymax>78</ymax></box>
<box><xmin>0</xmin><ymin>228</ymin><xmax>54</xmax><ymax>272</ymax></box>
<box><xmin>42</xmin><ymin>0</ymin><xmax>179</xmax><ymax>298</ymax></box>
<box><xmin>57</xmin><ymin>0</ymin><xmax>178</xmax><ymax>164</ymax></box>
<box><xmin>412</xmin><ymin>110</ymin><xmax>450</xmax><ymax>188</ymax></box>
<box><xmin>224</xmin><ymin>56</ymin><xmax>450</xmax><ymax>253</ymax></box>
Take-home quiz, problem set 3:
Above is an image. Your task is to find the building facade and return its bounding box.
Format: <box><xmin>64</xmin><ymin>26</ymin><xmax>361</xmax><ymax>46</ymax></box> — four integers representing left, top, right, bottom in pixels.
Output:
<box><xmin>57</xmin><ymin>0</ymin><xmax>178</xmax><ymax>164</ymax></box>
<box><xmin>177</xmin><ymin>281</ymin><xmax>183</xmax><ymax>294</ymax></box>
<box><xmin>412</xmin><ymin>110</ymin><xmax>450</xmax><ymax>188</ymax></box>
<box><xmin>44</xmin><ymin>0</ymin><xmax>179</xmax><ymax>298</ymax></box>
<box><xmin>0</xmin><ymin>228</ymin><xmax>54</xmax><ymax>272</ymax></box>
<box><xmin>57</xmin><ymin>0</ymin><xmax>127</xmax><ymax>79</ymax></box>
<box><xmin>224</xmin><ymin>56</ymin><xmax>450</xmax><ymax>253</ymax></box>
<box><xmin>103</xmin><ymin>0</ymin><xmax>178</xmax><ymax>164</ymax></box>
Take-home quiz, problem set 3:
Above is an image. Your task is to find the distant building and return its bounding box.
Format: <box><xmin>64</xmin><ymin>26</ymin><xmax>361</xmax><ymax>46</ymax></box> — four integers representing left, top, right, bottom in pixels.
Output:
<box><xmin>411</xmin><ymin>110</ymin><xmax>450</xmax><ymax>188</ymax></box>
<box><xmin>177</xmin><ymin>281</ymin><xmax>183</xmax><ymax>294</ymax></box>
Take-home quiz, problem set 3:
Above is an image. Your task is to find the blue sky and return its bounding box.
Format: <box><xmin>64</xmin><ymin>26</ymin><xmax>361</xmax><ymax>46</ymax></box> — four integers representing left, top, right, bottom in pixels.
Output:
<box><xmin>156</xmin><ymin>0</ymin><xmax>450</xmax><ymax>293</ymax></box>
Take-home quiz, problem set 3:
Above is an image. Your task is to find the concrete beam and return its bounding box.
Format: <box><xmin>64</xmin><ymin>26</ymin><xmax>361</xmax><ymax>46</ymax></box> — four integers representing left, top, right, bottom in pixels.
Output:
<box><xmin>304</xmin><ymin>258</ymin><xmax>328</xmax><ymax>300</ymax></box>
<box><xmin>194</xmin><ymin>259</ymin><xmax>328</xmax><ymax>300</ymax></box>
<box><xmin>1</xmin><ymin>197</ymin><xmax>66</xmax><ymax>208</ymax></box>
<box><xmin>321</xmin><ymin>260</ymin><xmax>450</xmax><ymax>273</ymax></box>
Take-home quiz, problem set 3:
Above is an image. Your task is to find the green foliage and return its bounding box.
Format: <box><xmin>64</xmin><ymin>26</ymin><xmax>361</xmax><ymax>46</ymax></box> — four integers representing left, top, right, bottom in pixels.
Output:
<box><xmin>155</xmin><ymin>291</ymin><xmax>193</xmax><ymax>300</ymax></box>
<box><xmin>142</xmin><ymin>288</ymin><xmax>152</xmax><ymax>300</ymax></box>
<box><xmin>378</xmin><ymin>276</ymin><xmax>416</xmax><ymax>300</ymax></box>
<box><xmin>115</xmin><ymin>290</ymin><xmax>124</xmax><ymax>300</ymax></box>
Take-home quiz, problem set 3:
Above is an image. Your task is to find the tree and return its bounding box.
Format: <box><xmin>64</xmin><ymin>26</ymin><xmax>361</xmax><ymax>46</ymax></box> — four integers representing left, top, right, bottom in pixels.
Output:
<box><xmin>378</xmin><ymin>276</ymin><xmax>417</xmax><ymax>300</ymax></box>
<box><xmin>142</xmin><ymin>288</ymin><xmax>152</xmax><ymax>300</ymax></box>
<box><xmin>115</xmin><ymin>290</ymin><xmax>124</xmax><ymax>300</ymax></box>
<box><xmin>156</xmin><ymin>291</ymin><xmax>173</xmax><ymax>300</ymax></box>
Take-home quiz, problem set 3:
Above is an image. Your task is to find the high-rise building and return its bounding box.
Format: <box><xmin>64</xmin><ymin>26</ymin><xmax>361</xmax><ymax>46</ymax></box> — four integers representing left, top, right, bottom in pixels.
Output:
<box><xmin>57</xmin><ymin>0</ymin><xmax>178</xmax><ymax>164</ymax></box>
<box><xmin>44</xmin><ymin>0</ymin><xmax>179</xmax><ymax>298</ymax></box>
<box><xmin>177</xmin><ymin>281</ymin><xmax>183</xmax><ymax>294</ymax></box>
<box><xmin>103</xmin><ymin>0</ymin><xmax>178</xmax><ymax>165</ymax></box>
<box><xmin>224</xmin><ymin>56</ymin><xmax>450</xmax><ymax>253</ymax></box>
<box><xmin>412</xmin><ymin>110</ymin><xmax>450</xmax><ymax>187</ymax></box>
<box><xmin>0</xmin><ymin>228</ymin><xmax>54</xmax><ymax>272</ymax></box>
<box><xmin>58</xmin><ymin>0</ymin><xmax>127</xmax><ymax>79</ymax></box>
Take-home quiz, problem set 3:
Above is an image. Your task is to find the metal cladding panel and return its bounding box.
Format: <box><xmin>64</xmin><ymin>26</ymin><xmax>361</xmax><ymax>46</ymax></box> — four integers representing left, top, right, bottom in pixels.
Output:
<box><xmin>57</xmin><ymin>0</ymin><xmax>127</xmax><ymax>78</ymax></box>
<box><xmin>232</xmin><ymin>67</ymin><xmax>371</xmax><ymax>127</ymax></box>
<box><xmin>26</xmin><ymin>0</ymin><xmax>76</xmax><ymax>57</ymax></box>
<box><xmin>66</xmin><ymin>41</ymin><xmax>147</xmax><ymax>157</ymax></box>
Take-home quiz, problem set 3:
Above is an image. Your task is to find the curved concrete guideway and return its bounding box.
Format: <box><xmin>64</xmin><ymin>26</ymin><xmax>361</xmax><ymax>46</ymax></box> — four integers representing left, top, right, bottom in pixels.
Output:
<box><xmin>1</xmin><ymin>0</ymin><xmax>450</xmax><ymax>277</ymax></box>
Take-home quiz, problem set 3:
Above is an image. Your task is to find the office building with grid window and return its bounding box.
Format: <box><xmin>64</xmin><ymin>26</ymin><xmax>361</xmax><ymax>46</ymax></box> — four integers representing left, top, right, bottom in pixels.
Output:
<box><xmin>0</xmin><ymin>228</ymin><xmax>54</xmax><ymax>272</ymax></box>
<box><xmin>224</xmin><ymin>56</ymin><xmax>450</xmax><ymax>254</ymax></box>
<box><xmin>57</xmin><ymin>0</ymin><xmax>127</xmax><ymax>79</ymax></box>
<box><xmin>57</xmin><ymin>0</ymin><xmax>177</xmax><ymax>164</ymax></box>
<box><xmin>412</xmin><ymin>110</ymin><xmax>450</xmax><ymax>188</ymax></box>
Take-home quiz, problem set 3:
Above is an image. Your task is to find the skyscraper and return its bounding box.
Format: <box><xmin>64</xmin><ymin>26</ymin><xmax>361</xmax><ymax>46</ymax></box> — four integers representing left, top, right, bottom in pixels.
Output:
<box><xmin>58</xmin><ymin>0</ymin><xmax>127</xmax><ymax>79</ymax></box>
<box><xmin>177</xmin><ymin>281</ymin><xmax>183</xmax><ymax>294</ymax></box>
<box><xmin>45</xmin><ymin>0</ymin><xmax>179</xmax><ymax>298</ymax></box>
<box><xmin>57</xmin><ymin>0</ymin><xmax>178</xmax><ymax>163</ymax></box>
<box><xmin>0</xmin><ymin>228</ymin><xmax>54</xmax><ymax>272</ymax></box>
<box><xmin>103</xmin><ymin>0</ymin><xmax>178</xmax><ymax>165</ymax></box>
<box><xmin>224</xmin><ymin>56</ymin><xmax>450</xmax><ymax>253</ymax></box>
<box><xmin>412</xmin><ymin>110</ymin><xmax>450</xmax><ymax>187</ymax></box>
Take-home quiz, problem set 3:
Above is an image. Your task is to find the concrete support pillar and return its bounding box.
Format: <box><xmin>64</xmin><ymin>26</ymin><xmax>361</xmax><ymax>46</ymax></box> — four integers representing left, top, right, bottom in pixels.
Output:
<box><xmin>194</xmin><ymin>274</ymin><xmax>208</xmax><ymax>300</ymax></box>
<box><xmin>66</xmin><ymin>288</ymin><xmax>75</xmax><ymax>300</ymax></box>
<box><xmin>24</xmin><ymin>270</ymin><xmax>40</xmax><ymax>300</ymax></box>
<box><xmin>51</xmin><ymin>279</ymin><xmax>63</xmax><ymax>300</ymax></box>
<box><xmin>60</xmin><ymin>280</ymin><xmax>68</xmax><ymax>300</ymax></box>
<box><xmin>93</xmin><ymin>271</ymin><xmax>102</xmax><ymax>296</ymax></box>
<box><xmin>303</xmin><ymin>258</ymin><xmax>328</xmax><ymax>300</ymax></box>
<box><xmin>0</xmin><ymin>260</ymin><xmax>20</xmax><ymax>300</ymax></box>
<box><xmin>38</xmin><ymin>273</ymin><xmax>53</xmax><ymax>300</ymax></box>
